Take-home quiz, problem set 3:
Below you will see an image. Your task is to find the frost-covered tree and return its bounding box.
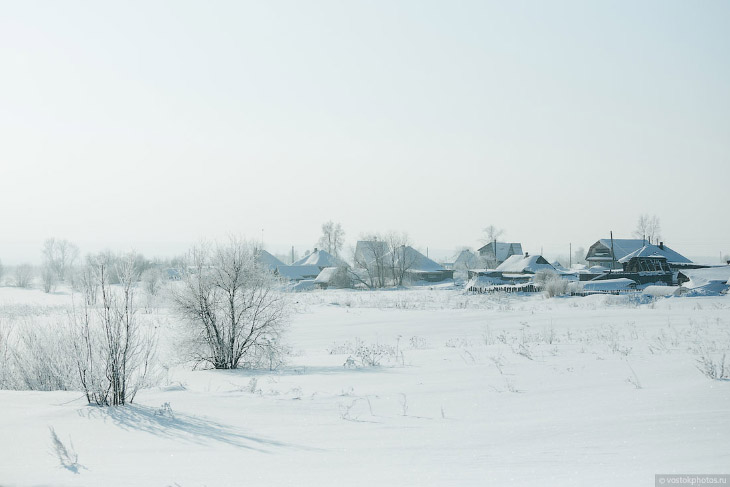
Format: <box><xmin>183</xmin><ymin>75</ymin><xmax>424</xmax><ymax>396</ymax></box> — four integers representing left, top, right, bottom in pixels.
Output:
<box><xmin>172</xmin><ymin>239</ymin><xmax>289</xmax><ymax>370</ymax></box>
<box><xmin>633</xmin><ymin>214</ymin><xmax>662</xmax><ymax>244</ymax></box>
<box><xmin>41</xmin><ymin>238</ymin><xmax>79</xmax><ymax>282</ymax></box>
<box><xmin>318</xmin><ymin>221</ymin><xmax>345</xmax><ymax>257</ymax></box>
<box><xmin>141</xmin><ymin>267</ymin><xmax>166</xmax><ymax>296</ymax></box>
<box><xmin>482</xmin><ymin>225</ymin><xmax>504</xmax><ymax>244</ymax></box>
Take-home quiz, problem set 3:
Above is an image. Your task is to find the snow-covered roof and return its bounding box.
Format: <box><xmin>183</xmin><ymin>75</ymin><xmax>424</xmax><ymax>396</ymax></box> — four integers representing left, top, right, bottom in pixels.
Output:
<box><xmin>275</xmin><ymin>265</ymin><xmax>321</xmax><ymax>281</ymax></box>
<box><xmin>618</xmin><ymin>245</ymin><xmax>670</xmax><ymax>264</ymax></box>
<box><xmin>256</xmin><ymin>249</ymin><xmax>285</xmax><ymax>271</ymax></box>
<box><xmin>589</xmin><ymin>265</ymin><xmax>609</xmax><ymax>273</ymax></box>
<box><xmin>314</xmin><ymin>267</ymin><xmax>343</xmax><ymax>284</ymax></box>
<box><xmin>495</xmin><ymin>254</ymin><xmax>554</xmax><ymax>274</ymax></box>
<box><xmin>591</xmin><ymin>239</ymin><xmax>691</xmax><ymax>264</ymax></box>
<box><xmin>394</xmin><ymin>246</ymin><xmax>444</xmax><ymax>272</ymax></box>
<box><xmin>477</xmin><ymin>242</ymin><xmax>523</xmax><ymax>262</ymax></box>
<box><xmin>294</xmin><ymin>249</ymin><xmax>347</xmax><ymax>268</ymax></box>
<box><xmin>354</xmin><ymin>241</ymin><xmax>389</xmax><ymax>267</ymax></box>
<box><xmin>454</xmin><ymin>249</ymin><xmax>482</xmax><ymax>269</ymax></box>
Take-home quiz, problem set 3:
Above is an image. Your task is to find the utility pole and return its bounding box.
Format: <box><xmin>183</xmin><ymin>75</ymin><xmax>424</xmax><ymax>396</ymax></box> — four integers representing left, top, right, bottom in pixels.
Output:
<box><xmin>569</xmin><ymin>243</ymin><xmax>572</xmax><ymax>268</ymax></box>
<box><xmin>610</xmin><ymin>231</ymin><xmax>616</xmax><ymax>272</ymax></box>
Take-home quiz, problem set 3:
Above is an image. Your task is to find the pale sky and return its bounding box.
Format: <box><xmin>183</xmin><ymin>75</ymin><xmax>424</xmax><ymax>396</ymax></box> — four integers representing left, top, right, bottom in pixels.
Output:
<box><xmin>1</xmin><ymin>1</ymin><xmax>729</xmax><ymax>264</ymax></box>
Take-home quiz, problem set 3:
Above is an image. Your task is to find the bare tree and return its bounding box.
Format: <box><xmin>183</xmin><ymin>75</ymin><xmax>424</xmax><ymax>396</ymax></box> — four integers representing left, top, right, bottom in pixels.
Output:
<box><xmin>14</xmin><ymin>264</ymin><xmax>33</xmax><ymax>288</ymax></box>
<box><xmin>353</xmin><ymin>235</ymin><xmax>390</xmax><ymax>289</ymax></box>
<box><xmin>633</xmin><ymin>214</ymin><xmax>662</xmax><ymax>244</ymax></box>
<box><xmin>73</xmin><ymin>253</ymin><xmax>156</xmax><ymax>406</ymax></box>
<box><xmin>481</xmin><ymin>225</ymin><xmax>505</xmax><ymax>268</ymax></box>
<box><xmin>482</xmin><ymin>225</ymin><xmax>504</xmax><ymax>244</ymax></box>
<box><xmin>386</xmin><ymin>232</ymin><xmax>418</xmax><ymax>286</ymax></box>
<box><xmin>42</xmin><ymin>238</ymin><xmax>79</xmax><ymax>282</ymax></box>
<box><xmin>172</xmin><ymin>239</ymin><xmax>289</xmax><ymax>370</ymax></box>
<box><xmin>318</xmin><ymin>221</ymin><xmax>345</xmax><ymax>256</ymax></box>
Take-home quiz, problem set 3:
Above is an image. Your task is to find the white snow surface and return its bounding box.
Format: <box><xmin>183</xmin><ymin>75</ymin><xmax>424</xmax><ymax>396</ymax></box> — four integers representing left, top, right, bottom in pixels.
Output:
<box><xmin>1</xmin><ymin>286</ymin><xmax>729</xmax><ymax>486</ymax></box>
<box><xmin>682</xmin><ymin>266</ymin><xmax>730</xmax><ymax>288</ymax></box>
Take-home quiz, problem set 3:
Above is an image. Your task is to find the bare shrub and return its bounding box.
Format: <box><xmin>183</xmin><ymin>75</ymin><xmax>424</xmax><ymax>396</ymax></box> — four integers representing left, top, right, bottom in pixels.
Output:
<box><xmin>14</xmin><ymin>264</ymin><xmax>34</xmax><ymax>288</ymax></box>
<box><xmin>328</xmin><ymin>337</ymin><xmax>397</xmax><ymax>367</ymax></box>
<box><xmin>10</xmin><ymin>322</ymin><xmax>78</xmax><ymax>391</ymax></box>
<box><xmin>73</xmin><ymin>254</ymin><xmax>157</xmax><ymax>405</ymax></box>
<box><xmin>172</xmin><ymin>239</ymin><xmax>289</xmax><ymax>370</ymax></box>
<box><xmin>41</xmin><ymin>265</ymin><xmax>58</xmax><ymax>293</ymax></box>
<box><xmin>696</xmin><ymin>350</ymin><xmax>729</xmax><ymax>380</ymax></box>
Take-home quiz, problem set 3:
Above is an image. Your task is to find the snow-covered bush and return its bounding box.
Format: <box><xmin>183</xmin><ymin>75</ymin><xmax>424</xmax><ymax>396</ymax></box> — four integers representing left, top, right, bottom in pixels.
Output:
<box><xmin>141</xmin><ymin>267</ymin><xmax>166</xmax><ymax>297</ymax></box>
<box><xmin>533</xmin><ymin>269</ymin><xmax>569</xmax><ymax>297</ymax></box>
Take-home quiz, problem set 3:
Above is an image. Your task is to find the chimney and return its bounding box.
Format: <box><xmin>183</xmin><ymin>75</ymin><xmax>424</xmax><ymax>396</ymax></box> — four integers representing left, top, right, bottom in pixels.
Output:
<box><xmin>659</xmin><ymin>242</ymin><xmax>664</xmax><ymax>250</ymax></box>
<box><xmin>525</xmin><ymin>252</ymin><xmax>529</xmax><ymax>257</ymax></box>
<box><xmin>314</xmin><ymin>247</ymin><xmax>318</xmax><ymax>253</ymax></box>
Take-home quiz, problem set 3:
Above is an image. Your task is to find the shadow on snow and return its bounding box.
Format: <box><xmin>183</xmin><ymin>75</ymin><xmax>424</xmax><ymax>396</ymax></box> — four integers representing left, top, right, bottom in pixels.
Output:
<box><xmin>77</xmin><ymin>404</ymin><xmax>315</xmax><ymax>453</ymax></box>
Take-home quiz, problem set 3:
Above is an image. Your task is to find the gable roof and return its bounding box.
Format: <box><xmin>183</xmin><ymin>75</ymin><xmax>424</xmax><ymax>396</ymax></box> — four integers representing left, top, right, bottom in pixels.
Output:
<box><xmin>294</xmin><ymin>249</ymin><xmax>347</xmax><ymax>268</ymax></box>
<box><xmin>477</xmin><ymin>242</ymin><xmax>523</xmax><ymax>261</ymax></box>
<box><xmin>495</xmin><ymin>254</ymin><xmax>554</xmax><ymax>274</ymax></box>
<box><xmin>590</xmin><ymin>239</ymin><xmax>691</xmax><ymax>264</ymax></box>
<box><xmin>454</xmin><ymin>249</ymin><xmax>482</xmax><ymax>269</ymax></box>
<box><xmin>256</xmin><ymin>249</ymin><xmax>285</xmax><ymax>271</ymax></box>
<box><xmin>618</xmin><ymin>244</ymin><xmax>670</xmax><ymax>263</ymax></box>
<box><xmin>354</xmin><ymin>240</ymin><xmax>389</xmax><ymax>267</ymax></box>
<box><xmin>394</xmin><ymin>246</ymin><xmax>444</xmax><ymax>272</ymax></box>
<box><xmin>314</xmin><ymin>266</ymin><xmax>353</xmax><ymax>285</ymax></box>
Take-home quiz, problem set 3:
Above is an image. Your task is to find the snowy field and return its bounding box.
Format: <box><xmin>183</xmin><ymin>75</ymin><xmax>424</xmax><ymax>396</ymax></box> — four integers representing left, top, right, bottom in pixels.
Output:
<box><xmin>1</xmin><ymin>286</ymin><xmax>729</xmax><ymax>486</ymax></box>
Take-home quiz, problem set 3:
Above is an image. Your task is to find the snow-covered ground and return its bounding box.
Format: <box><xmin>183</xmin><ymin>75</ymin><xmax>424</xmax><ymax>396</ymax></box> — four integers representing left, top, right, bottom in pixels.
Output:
<box><xmin>1</xmin><ymin>286</ymin><xmax>729</xmax><ymax>486</ymax></box>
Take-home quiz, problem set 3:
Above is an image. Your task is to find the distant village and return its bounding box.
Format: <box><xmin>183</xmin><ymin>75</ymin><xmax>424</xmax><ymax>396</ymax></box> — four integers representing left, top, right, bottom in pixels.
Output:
<box><xmin>252</xmin><ymin>236</ymin><xmax>730</xmax><ymax>297</ymax></box>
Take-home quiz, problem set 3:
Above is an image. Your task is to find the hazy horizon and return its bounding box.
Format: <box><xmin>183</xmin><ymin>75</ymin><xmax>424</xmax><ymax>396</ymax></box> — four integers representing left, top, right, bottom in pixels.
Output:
<box><xmin>2</xmin><ymin>1</ymin><xmax>728</xmax><ymax>265</ymax></box>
